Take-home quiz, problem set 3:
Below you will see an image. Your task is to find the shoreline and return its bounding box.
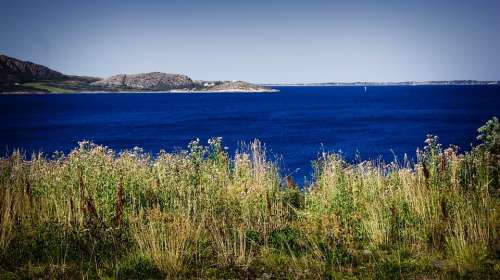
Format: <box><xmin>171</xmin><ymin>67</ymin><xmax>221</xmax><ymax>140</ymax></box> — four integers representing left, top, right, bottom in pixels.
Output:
<box><xmin>261</xmin><ymin>83</ymin><xmax>500</xmax><ymax>87</ymax></box>
<box><xmin>0</xmin><ymin>88</ymin><xmax>280</xmax><ymax>95</ymax></box>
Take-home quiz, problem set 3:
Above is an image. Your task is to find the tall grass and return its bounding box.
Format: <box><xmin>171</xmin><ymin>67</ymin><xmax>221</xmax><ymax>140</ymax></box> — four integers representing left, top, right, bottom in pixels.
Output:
<box><xmin>0</xmin><ymin>118</ymin><xmax>499</xmax><ymax>279</ymax></box>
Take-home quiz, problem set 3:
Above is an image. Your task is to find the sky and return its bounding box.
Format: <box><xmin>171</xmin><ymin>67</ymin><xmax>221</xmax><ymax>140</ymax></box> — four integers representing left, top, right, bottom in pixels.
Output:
<box><xmin>1</xmin><ymin>0</ymin><xmax>499</xmax><ymax>83</ymax></box>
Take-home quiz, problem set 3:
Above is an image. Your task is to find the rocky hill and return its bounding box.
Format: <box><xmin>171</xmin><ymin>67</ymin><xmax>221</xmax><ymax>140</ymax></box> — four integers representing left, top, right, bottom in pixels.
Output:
<box><xmin>92</xmin><ymin>73</ymin><xmax>277</xmax><ymax>92</ymax></box>
<box><xmin>204</xmin><ymin>81</ymin><xmax>276</xmax><ymax>92</ymax></box>
<box><xmin>0</xmin><ymin>54</ymin><xmax>65</xmax><ymax>84</ymax></box>
<box><xmin>0</xmin><ymin>54</ymin><xmax>278</xmax><ymax>93</ymax></box>
<box><xmin>92</xmin><ymin>72</ymin><xmax>195</xmax><ymax>90</ymax></box>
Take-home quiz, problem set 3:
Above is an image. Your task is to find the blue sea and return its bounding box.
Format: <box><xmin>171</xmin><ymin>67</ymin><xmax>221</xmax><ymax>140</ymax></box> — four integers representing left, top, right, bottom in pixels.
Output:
<box><xmin>1</xmin><ymin>85</ymin><xmax>499</xmax><ymax>183</ymax></box>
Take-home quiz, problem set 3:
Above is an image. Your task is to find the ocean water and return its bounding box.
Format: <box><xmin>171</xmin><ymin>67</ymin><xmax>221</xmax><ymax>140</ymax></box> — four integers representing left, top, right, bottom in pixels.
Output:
<box><xmin>1</xmin><ymin>85</ymin><xmax>499</xmax><ymax>183</ymax></box>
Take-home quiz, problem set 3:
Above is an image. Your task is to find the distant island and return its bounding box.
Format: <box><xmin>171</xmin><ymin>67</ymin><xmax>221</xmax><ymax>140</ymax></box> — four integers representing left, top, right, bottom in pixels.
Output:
<box><xmin>0</xmin><ymin>54</ymin><xmax>277</xmax><ymax>93</ymax></box>
<box><xmin>265</xmin><ymin>80</ymin><xmax>500</xmax><ymax>86</ymax></box>
<box><xmin>2</xmin><ymin>54</ymin><xmax>498</xmax><ymax>94</ymax></box>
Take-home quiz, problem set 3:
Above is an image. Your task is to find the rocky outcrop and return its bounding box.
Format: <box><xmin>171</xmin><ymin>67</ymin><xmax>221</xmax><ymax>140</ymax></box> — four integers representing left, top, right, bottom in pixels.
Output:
<box><xmin>0</xmin><ymin>54</ymin><xmax>65</xmax><ymax>84</ymax></box>
<box><xmin>92</xmin><ymin>74</ymin><xmax>276</xmax><ymax>92</ymax></box>
<box><xmin>92</xmin><ymin>72</ymin><xmax>195</xmax><ymax>90</ymax></box>
<box><xmin>0</xmin><ymin>54</ymin><xmax>278</xmax><ymax>93</ymax></box>
<box><xmin>206</xmin><ymin>81</ymin><xmax>277</xmax><ymax>92</ymax></box>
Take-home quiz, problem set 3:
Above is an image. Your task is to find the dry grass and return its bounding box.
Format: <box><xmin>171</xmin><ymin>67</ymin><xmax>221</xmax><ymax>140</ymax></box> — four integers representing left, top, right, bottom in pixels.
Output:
<box><xmin>0</xmin><ymin>119</ymin><xmax>499</xmax><ymax>278</ymax></box>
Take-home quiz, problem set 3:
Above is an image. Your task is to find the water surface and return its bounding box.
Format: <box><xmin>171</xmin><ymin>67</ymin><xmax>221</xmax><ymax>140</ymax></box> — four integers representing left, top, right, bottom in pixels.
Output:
<box><xmin>1</xmin><ymin>85</ymin><xmax>499</xmax><ymax>182</ymax></box>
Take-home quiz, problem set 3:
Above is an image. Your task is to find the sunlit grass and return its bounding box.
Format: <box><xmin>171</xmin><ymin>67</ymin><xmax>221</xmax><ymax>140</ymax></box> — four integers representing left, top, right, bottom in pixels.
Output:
<box><xmin>22</xmin><ymin>82</ymin><xmax>75</xmax><ymax>93</ymax></box>
<box><xmin>0</xmin><ymin>118</ymin><xmax>498</xmax><ymax>278</ymax></box>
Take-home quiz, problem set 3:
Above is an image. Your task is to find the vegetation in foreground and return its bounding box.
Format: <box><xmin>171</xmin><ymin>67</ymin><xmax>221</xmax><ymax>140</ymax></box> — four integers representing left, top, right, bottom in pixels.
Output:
<box><xmin>0</xmin><ymin>118</ymin><xmax>499</xmax><ymax>279</ymax></box>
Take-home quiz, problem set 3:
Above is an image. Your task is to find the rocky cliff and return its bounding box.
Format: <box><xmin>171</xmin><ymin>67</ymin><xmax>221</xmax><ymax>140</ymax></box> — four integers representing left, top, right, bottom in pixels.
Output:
<box><xmin>92</xmin><ymin>72</ymin><xmax>195</xmax><ymax>90</ymax></box>
<box><xmin>0</xmin><ymin>54</ymin><xmax>65</xmax><ymax>84</ymax></box>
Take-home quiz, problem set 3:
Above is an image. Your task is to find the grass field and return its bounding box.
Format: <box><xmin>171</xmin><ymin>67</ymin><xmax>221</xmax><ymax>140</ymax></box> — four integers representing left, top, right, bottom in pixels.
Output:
<box><xmin>22</xmin><ymin>82</ymin><xmax>76</xmax><ymax>93</ymax></box>
<box><xmin>0</xmin><ymin>118</ymin><xmax>498</xmax><ymax>279</ymax></box>
<box><xmin>20</xmin><ymin>79</ymin><xmax>111</xmax><ymax>93</ymax></box>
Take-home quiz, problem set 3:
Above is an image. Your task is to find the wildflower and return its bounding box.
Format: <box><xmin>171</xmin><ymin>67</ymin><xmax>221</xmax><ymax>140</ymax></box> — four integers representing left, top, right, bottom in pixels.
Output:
<box><xmin>208</xmin><ymin>137</ymin><xmax>222</xmax><ymax>146</ymax></box>
<box><xmin>443</xmin><ymin>145</ymin><xmax>458</xmax><ymax>160</ymax></box>
<box><xmin>424</xmin><ymin>134</ymin><xmax>442</xmax><ymax>154</ymax></box>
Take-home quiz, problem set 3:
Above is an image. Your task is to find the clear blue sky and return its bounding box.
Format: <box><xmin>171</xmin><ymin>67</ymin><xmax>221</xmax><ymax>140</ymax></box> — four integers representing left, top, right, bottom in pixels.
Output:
<box><xmin>1</xmin><ymin>0</ymin><xmax>499</xmax><ymax>83</ymax></box>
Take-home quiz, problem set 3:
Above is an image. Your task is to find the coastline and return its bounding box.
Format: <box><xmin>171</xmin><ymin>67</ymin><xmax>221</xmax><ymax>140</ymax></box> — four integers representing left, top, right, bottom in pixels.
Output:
<box><xmin>0</xmin><ymin>88</ymin><xmax>280</xmax><ymax>95</ymax></box>
<box><xmin>262</xmin><ymin>82</ymin><xmax>500</xmax><ymax>87</ymax></box>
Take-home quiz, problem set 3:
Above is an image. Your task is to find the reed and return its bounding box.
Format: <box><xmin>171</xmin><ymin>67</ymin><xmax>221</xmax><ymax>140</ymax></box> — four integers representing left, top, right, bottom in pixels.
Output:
<box><xmin>0</xmin><ymin>118</ymin><xmax>498</xmax><ymax>279</ymax></box>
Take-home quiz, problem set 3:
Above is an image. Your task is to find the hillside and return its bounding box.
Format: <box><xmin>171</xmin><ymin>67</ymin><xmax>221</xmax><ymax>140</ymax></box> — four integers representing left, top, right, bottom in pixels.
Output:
<box><xmin>203</xmin><ymin>80</ymin><xmax>277</xmax><ymax>92</ymax></box>
<box><xmin>0</xmin><ymin>54</ymin><xmax>65</xmax><ymax>84</ymax></box>
<box><xmin>0</xmin><ymin>54</ymin><xmax>277</xmax><ymax>93</ymax></box>
<box><xmin>92</xmin><ymin>72</ymin><xmax>195</xmax><ymax>90</ymax></box>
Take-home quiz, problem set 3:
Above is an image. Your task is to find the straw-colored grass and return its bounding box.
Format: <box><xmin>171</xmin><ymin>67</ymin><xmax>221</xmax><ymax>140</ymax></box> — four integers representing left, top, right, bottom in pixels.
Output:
<box><xmin>0</xmin><ymin>118</ymin><xmax>499</xmax><ymax>279</ymax></box>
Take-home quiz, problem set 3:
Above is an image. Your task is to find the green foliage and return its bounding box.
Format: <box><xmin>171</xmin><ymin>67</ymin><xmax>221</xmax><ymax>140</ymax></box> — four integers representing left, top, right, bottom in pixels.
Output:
<box><xmin>22</xmin><ymin>82</ymin><xmax>75</xmax><ymax>93</ymax></box>
<box><xmin>268</xmin><ymin>227</ymin><xmax>306</xmax><ymax>254</ymax></box>
<box><xmin>116</xmin><ymin>254</ymin><xmax>162</xmax><ymax>279</ymax></box>
<box><xmin>477</xmin><ymin>116</ymin><xmax>500</xmax><ymax>154</ymax></box>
